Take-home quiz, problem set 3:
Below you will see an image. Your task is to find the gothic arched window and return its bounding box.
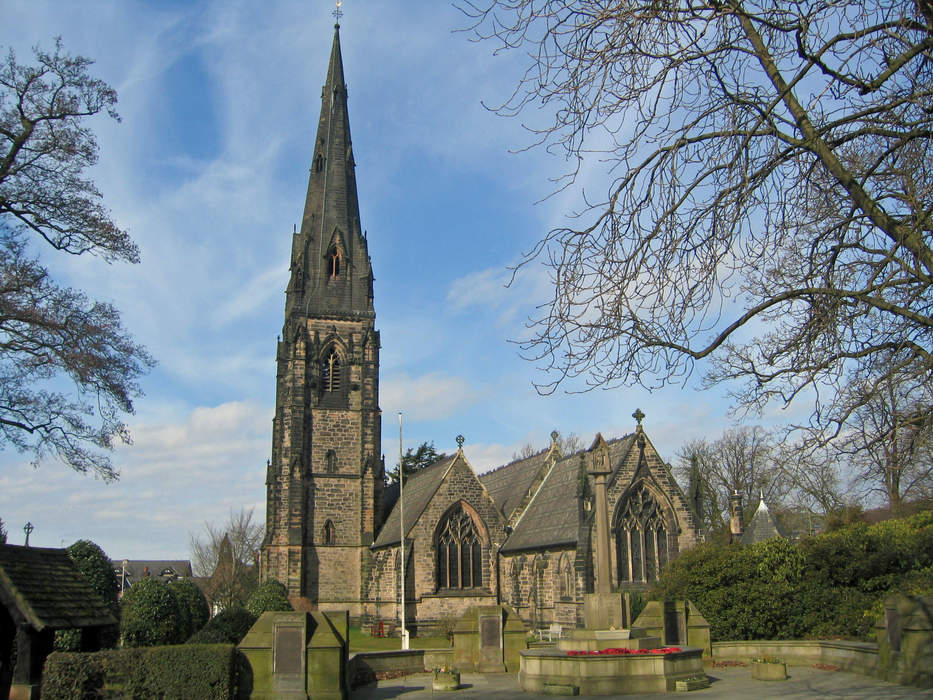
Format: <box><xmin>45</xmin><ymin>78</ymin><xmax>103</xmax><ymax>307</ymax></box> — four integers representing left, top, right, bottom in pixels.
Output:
<box><xmin>325</xmin><ymin>449</ymin><xmax>337</xmax><ymax>473</ymax></box>
<box><xmin>321</xmin><ymin>349</ymin><xmax>341</xmax><ymax>393</ymax></box>
<box><xmin>323</xmin><ymin>519</ymin><xmax>335</xmax><ymax>545</ymax></box>
<box><xmin>557</xmin><ymin>553</ymin><xmax>574</xmax><ymax>600</ymax></box>
<box><xmin>327</xmin><ymin>247</ymin><xmax>342</xmax><ymax>278</ymax></box>
<box><xmin>436</xmin><ymin>504</ymin><xmax>483</xmax><ymax>590</ymax></box>
<box><xmin>614</xmin><ymin>484</ymin><xmax>674</xmax><ymax>584</ymax></box>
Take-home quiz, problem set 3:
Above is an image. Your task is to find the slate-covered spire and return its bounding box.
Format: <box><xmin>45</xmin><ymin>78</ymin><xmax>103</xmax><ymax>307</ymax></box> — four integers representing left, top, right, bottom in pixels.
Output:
<box><xmin>286</xmin><ymin>22</ymin><xmax>373</xmax><ymax>323</ymax></box>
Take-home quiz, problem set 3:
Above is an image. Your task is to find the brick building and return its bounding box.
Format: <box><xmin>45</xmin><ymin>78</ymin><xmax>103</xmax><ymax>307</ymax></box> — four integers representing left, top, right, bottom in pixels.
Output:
<box><xmin>260</xmin><ymin>22</ymin><xmax>701</xmax><ymax>633</ymax></box>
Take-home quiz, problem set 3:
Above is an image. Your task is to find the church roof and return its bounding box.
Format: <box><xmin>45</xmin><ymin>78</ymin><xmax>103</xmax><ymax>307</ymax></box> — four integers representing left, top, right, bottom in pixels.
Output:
<box><xmin>478</xmin><ymin>450</ymin><xmax>550</xmax><ymax>522</ymax></box>
<box><xmin>0</xmin><ymin>544</ymin><xmax>117</xmax><ymax>631</ymax></box>
<box><xmin>373</xmin><ymin>454</ymin><xmax>457</xmax><ymax>548</ymax></box>
<box><xmin>500</xmin><ymin>434</ymin><xmax>637</xmax><ymax>552</ymax></box>
<box><xmin>742</xmin><ymin>496</ymin><xmax>784</xmax><ymax>544</ymax></box>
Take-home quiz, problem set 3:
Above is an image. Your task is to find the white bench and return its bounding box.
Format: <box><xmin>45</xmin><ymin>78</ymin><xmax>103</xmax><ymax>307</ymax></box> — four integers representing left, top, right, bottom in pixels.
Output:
<box><xmin>541</xmin><ymin>623</ymin><xmax>564</xmax><ymax>641</ymax></box>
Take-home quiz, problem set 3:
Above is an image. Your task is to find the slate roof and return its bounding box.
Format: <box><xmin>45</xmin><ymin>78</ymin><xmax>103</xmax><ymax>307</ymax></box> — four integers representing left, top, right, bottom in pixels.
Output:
<box><xmin>0</xmin><ymin>544</ymin><xmax>117</xmax><ymax>631</ymax></box>
<box><xmin>373</xmin><ymin>455</ymin><xmax>456</xmax><ymax>548</ymax></box>
<box><xmin>742</xmin><ymin>498</ymin><xmax>784</xmax><ymax>544</ymax></box>
<box><xmin>500</xmin><ymin>454</ymin><xmax>580</xmax><ymax>552</ymax></box>
<box><xmin>478</xmin><ymin>450</ymin><xmax>550</xmax><ymax>521</ymax></box>
<box><xmin>111</xmin><ymin>559</ymin><xmax>193</xmax><ymax>581</ymax></box>
<box><xmin>499</xmin><ymin>434</ymin><xmax>637</xmax><ymax>553</ymax></box>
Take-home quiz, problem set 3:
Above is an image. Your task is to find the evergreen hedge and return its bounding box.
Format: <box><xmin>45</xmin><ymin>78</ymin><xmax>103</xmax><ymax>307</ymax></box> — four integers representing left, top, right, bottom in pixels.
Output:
<box><xmin>651</xmin><ymin>511</ymin><xmax>933</xmax><ymax>641</ymax></box>
<box><xmin>186</xmin><ymin>606</ymin><xmax>257</xmax><ymax>645</ymax></box>
<box><xmin>42</xmin><ymin>644</ymin><xmax>238</xmax><ymax>700</ymax></box>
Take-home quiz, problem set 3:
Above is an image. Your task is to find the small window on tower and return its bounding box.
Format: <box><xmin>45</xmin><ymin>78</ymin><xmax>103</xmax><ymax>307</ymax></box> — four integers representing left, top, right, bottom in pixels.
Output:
<box><xmin>327</xmin><ymin>249</ymin><xmax>342</xmax><ymax>278</ymax></box>
<box><xmin>323</xmin><ymin>519</ymin><xmax>336</xmax><ymax>545</ymax></box>
<box><xmin>326</xmin><ymin>449</ymin><xmax>337</xmax><ymax>472</ymax></box>
<box><xmin>315</xmin><ymin>153</ymin><xmax>324</xmax><ymax>173</ymax></box>
<box><xmin>321</xmin><ymin>350</ymin><xmax>341</xmax><ymax>392</ymax></box>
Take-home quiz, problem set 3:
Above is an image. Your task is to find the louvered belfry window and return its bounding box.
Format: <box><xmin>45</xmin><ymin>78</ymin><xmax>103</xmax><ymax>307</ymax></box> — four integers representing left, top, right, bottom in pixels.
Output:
<box><xmin>321</xmin><ymin>350</ymin><xmax>341</xmax><ymax>392</ymax></box>
<box><xmin>437</xmin><ymin>505</ymin><xmax>483</xmax><ymax>589</ymax></box>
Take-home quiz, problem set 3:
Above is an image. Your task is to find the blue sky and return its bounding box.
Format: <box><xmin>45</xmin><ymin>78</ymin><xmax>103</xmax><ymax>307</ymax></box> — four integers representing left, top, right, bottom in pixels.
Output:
<box><xmin>0</xmin><ymin>1</ymin><xmax>802</xmax><ymax>559</ymax></box>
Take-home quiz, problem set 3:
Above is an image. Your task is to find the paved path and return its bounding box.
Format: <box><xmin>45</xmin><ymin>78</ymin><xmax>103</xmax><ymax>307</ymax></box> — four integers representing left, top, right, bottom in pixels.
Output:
<box><xmin>353</xmin><ymin>667</ymin><xmax>933</xmax><ymax>699</ymax></box>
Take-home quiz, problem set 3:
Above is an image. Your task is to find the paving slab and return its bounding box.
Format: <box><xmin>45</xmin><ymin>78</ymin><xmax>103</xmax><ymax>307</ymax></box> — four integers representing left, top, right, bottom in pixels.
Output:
<box><xmin>352</xmin><ymin>666</ymin><xmax>933</xmax><ymax>699</ymax></box>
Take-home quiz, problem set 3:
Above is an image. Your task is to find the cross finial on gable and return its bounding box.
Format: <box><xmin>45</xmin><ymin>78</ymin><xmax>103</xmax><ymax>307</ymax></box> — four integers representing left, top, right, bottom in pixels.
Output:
<box><xmin>456</xmin><ymin>434</ymin><xmax>465</xmax><ymax>449</ymax></box>
<box><xmin>632</xmin><ymin>407</ymin><xmax>645</xmax><ymax>426</ymax></box>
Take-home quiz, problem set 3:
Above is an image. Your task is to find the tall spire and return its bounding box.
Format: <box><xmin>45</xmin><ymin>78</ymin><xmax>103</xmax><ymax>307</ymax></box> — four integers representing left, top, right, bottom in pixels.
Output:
<box><xmin>285</xmin><ymin>21</ymin><xmax>373</xmax><ymax>323</ymax></box>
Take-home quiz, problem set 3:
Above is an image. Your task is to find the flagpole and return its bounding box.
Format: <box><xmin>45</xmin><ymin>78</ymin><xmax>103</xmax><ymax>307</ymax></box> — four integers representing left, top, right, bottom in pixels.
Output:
<box><xmin>398</xmin><ymin>411</ymin><xmax>409</xmax><ymax>649</ymax></box>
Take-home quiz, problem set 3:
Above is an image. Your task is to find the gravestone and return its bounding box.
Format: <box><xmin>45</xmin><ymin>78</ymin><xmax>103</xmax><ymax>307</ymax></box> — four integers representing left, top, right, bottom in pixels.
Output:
<box><xmin>453</xmin><ymin>604</ymin><xmax>527</xmax><ymax>672</ymax></box>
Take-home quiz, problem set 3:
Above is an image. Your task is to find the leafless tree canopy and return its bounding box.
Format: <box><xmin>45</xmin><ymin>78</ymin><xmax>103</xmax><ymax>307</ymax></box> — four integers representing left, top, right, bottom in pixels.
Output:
<box><xmin>460</xmin><ymin>1</ymin><xmax>932</xmax><ymax>441</ymax></box>
<box><xmin>190</xmin><ymin>508</ymin><xmax>264</xmax><ymax>609</ymax></box>
<box><xmin>0</xmin><ymin>40</ymin><xmax>153</xmax><ymax>479</ymax></box>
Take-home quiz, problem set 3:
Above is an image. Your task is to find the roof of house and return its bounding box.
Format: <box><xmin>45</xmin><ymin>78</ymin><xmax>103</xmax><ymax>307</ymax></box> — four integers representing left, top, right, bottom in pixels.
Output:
<box><xmin>373</xmin><ymin>454</ymin><xmax>457</xmax><ymax>548</ymax></box>
<box><xmin>0</xmin><ymin>544</ymin><xmax>117</xmax><ymax>631</ymax></box>
<box><xmin>110</xmin><ymin>560</ymin><xmax>193</xmax><ymax>580</ymax></box>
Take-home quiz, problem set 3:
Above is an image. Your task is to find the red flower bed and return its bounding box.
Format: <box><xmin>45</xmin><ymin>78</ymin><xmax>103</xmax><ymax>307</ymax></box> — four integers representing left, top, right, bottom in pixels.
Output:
<box><xmin>566</xmin><ymin>647</ymin><xmax>682</xmax><ymax>656</ymax></box>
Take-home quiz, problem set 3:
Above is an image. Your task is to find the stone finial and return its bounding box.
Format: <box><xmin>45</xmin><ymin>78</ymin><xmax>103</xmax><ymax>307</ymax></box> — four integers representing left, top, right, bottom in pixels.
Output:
<box><xmin>456</xmin><ymin>434</ymin><xmax>465</xmax><ymax>449</ymax></box>
<box><xmin>550</xmin><ymin>429</ymin><xmax>559</xmax><ymax>444</ymax></box>
<box><xmin>23</xmin><ymin>521</ymin><xmax>33</xmax><ymax>547</ymax></box>
<box><xmin>632</xmin><ymin>407</ymin><xmax>645</xmax><ymax>426</ymax></box>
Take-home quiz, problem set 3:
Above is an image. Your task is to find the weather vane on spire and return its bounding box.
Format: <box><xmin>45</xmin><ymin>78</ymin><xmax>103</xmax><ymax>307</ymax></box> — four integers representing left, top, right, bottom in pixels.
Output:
<box><xmin>333</xmin><ymin>0</ymin><xmax>343</xmax><ymax>23</ymax></box>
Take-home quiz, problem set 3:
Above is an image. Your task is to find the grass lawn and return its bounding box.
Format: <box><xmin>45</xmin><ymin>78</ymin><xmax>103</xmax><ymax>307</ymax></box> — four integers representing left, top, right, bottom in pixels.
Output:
<box><xmin>348</xmin><ymin>626</ymin><xmax>451</xmax><ymax>652</ymax></box>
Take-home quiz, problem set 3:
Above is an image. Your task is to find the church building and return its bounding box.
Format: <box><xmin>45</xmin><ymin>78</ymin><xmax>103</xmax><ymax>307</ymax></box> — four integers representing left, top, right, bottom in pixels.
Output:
<box><xmin>260</xmin><ymin>22</ymin><xmax>702</xmax><ymax>633</ymax></box>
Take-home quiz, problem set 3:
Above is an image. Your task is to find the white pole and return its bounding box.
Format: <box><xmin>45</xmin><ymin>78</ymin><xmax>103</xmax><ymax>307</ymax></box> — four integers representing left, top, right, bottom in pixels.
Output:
<box><xmin>398</xmin><ymin>411</ymin><xmax>409</xmax><ymax>649</ymax></box>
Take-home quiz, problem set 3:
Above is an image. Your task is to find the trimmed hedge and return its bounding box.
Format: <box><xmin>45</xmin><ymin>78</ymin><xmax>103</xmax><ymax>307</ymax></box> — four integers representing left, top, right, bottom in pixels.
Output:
<box><xmin>42</xmin><ymin>644</ymin><xmax>237</xmax><ymax>700</ymax></box>
<box><xmin>652</xmin><ymin>511</ymin><xmax>933</xmax><ymax>641</ymax></box>
<box><xmin>246</xmin><ymin>579</ymin><xmax>292</xmax><ymax>618</ymax></box>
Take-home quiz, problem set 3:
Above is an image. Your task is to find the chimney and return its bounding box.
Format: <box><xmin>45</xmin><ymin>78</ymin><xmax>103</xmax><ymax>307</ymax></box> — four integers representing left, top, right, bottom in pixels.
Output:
<box><xmin>729</xmin><ymin>491</ymin><xmax>745</xmax><ymax>543</ymax></box>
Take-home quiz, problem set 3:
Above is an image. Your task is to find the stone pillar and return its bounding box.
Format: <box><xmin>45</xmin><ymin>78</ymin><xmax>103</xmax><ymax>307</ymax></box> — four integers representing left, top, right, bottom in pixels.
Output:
<box><xmin>590</xmin><ymin>464</ymin><xmax>612</xmax><ymax>596</ymax></box>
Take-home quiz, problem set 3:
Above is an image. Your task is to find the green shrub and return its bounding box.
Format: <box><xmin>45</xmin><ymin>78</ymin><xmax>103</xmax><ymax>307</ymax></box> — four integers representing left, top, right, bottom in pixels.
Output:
<box><xmin>246</xmin><ymin>579</ymin><xmax>292</xmax><ymax>617</ymax></box>
<box><xmin>187</xmin><ymin>606</ymin><xmax>257</xmax><ymax>645</ymax></box>
<box><xmin>651</xmin><ymin>512</ymin><xmax>933</xmax><ymax>641</ymax></box>
<box><xmin>55</xmin><ymin>539</ymin><xmax>121</xmax><ymax>651</ymax></box>
<box><xmin>42</xmin><ymin>645</ymin><xmax>237</xmax><ymax>700</ymax></box>
<box><xmin>170</xmin><ymin>577</ymin><xmax>211</xmax><ymax>638</ymax></box>
<box><xmin>120</xmin><ymin>577</ymin><xmax>186</xmax><ymax>647</ymax></box>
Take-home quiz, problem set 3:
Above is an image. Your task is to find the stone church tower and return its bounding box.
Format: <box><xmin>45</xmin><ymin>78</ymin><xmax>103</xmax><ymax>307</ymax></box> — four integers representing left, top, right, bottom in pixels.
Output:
<box><xmin>261</xmin><ymin>23</ymin><xmax>383</xmax><ymax>615</ymax></box>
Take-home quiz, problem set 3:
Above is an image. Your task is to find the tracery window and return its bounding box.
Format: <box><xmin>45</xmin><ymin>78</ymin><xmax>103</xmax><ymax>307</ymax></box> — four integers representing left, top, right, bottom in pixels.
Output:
<box><xmin>323</xmin><ymin>519</ymin><xmax>335</xmax><ymax>545</ymax></box>
<box><xmin>615</xmin><ymin>484</ymin><xmax>672</xmax><ymax>584</ymax></box>
<box><xmin>321</xmin><ymin>349</ymin><xmax>341</xmax><ymax>393</ymax></box>
<box><xmin>436</xmin><ymin>504</ymin><xmax>483</xmax><ymax>590</ymax></box>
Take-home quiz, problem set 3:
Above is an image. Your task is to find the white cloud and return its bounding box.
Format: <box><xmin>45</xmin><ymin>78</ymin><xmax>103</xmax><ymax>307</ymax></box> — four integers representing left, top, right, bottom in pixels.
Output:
<box><xmin>381</xmin><ymin>372</ymin><xmax>484</xmax><ymax>422</ymax></box>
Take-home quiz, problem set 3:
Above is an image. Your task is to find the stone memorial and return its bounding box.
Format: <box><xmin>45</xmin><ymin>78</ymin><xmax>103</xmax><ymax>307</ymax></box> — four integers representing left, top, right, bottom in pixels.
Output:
<box><xmin>876</xmin><ymin>594</ymin><xmax>933</xmax><ymax>689</ymax></box>
<box><xmin>452</xmin><ymin>604</ymin><xmax>526</xmax><ymax>672</ymax></box>
<box><xmin>237</xmin><ymin>610</ymin><xmax>348</xmax><ymax>700</ymax></box>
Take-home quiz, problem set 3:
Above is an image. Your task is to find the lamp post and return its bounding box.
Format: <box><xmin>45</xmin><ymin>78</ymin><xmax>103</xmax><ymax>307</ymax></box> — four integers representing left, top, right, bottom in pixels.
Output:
<box><xmin>398</xmin><ymin>411</ymin><xmax>409</xmax><ymax>649</ymax></box>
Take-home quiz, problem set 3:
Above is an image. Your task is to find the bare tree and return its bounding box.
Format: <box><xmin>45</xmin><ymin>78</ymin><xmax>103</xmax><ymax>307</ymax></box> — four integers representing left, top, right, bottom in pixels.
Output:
<box><xmin>0</xmin><ymin>40</ymin><xmax>153</xmax><ymax>479</ymax></box>
<box><xmin>834</xmin><ymin>371</ymin><xmax>933</xmax><ymax>513</ymax></box>
<box><xmin>460</xmin><ymin>2</ymin><xmax>933</xmax><ymax>446</ymax></box>
<box><xmin>512</xmin><ymin>430</ymin><xmax>583</xmax><ymax>461</ymax></box>
<box><xmin>676</xmin><ymin>426</ymin><xmax>790</xmax><ymax>532</ymax></box>
<box><xmin>189</xmin><ymin>508</ymin><xmax>264</xmax><ymax>610</ymax></box>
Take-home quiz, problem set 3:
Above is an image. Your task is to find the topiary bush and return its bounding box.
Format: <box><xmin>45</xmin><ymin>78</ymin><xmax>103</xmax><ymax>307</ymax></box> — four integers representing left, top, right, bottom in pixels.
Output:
<box><xmin>120</xmin><ymin>577</ymin><xmax>187</xmax><ymax>647</ymax></box>
<box><xmin>245</xmin><ymin>579</ymin><xmax>292</xmax><ymax>618</ymax></box>
<box><xmin>187</xmin><ymin>605</ymin><xmax>257</xmax><ymax>645</ymax></box>
<box><xmin>42</xmin><ymin>645</ymin><xmax>238</xmax><ymax>700</ymax></box>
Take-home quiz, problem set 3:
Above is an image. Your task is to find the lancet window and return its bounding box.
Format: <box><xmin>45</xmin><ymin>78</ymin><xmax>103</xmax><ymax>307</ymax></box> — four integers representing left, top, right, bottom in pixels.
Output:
<box><xmin>321</xmin><ymin>349</ymin><xmax>341</xmax><ymax>393</ymax></box>
<box><xmin>615</xmin><ymin>484</ymin><xmax>672</xmax><ymax>584</ymax></box>
<box><xmin>323</xmin><ymin>519</ymin><xmax>335</xmax><ymax>545</ymax></box>
<box><xmin>436</xmin><ymin>504</ymin><xmax>483</xmax><ymax>590</ymax></box>
<box><xmin>327</xmin><ymin>247</ymin><xmax>342</xmax><ymax>278</ymax></box>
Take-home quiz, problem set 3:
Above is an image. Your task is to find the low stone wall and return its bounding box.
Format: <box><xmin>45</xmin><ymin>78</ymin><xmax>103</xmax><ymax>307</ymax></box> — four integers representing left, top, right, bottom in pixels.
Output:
<box><xmin>712</xmin><ymin>640</ymin><xmax>879</xmax><ymax>676</ymax></box>
<box><xmin>346</xmin><ymin>648</ymin><xmax>454</xmax><ymax>688</ymax></box>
